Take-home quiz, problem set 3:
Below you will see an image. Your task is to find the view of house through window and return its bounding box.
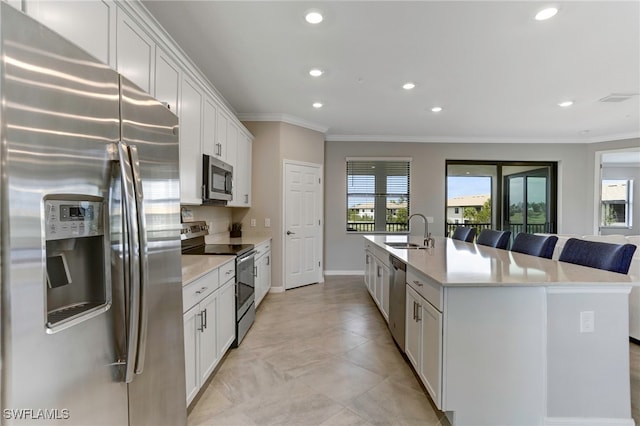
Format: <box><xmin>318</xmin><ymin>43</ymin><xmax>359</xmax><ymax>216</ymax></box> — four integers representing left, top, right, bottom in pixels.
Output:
<box><xmin>347</xmin><ymin>159</ymin><xmax>410</xmax><ymax>233</ymax></box>
<box><xmin>446</xmin><ymin>161</ymin><xmax>557</xmax><ymax>238</ymax></box>
<box><xmin>601</xmin><ymin>179</ymin><xmax>633</xmax><ymax>228</ymax></box>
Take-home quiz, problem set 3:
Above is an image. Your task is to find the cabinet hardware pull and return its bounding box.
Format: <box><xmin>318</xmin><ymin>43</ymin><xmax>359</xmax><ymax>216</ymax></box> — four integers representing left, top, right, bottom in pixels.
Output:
<box><xmin>197</xmin><ymin>311</ymin><xmax>204</xmax><ymax>332</ymax></box>
<box><xmin>413</xmin><ymin>280</ymin><xmax>423</xmax><ymax>287</ymax></box>
<box><xmin>203</xmin><ymin>308</ymin><xmax>207</xmax><ymax>330</ymax></box>
<box><xmin>416</xmin><ymin>304</ymin><xmax>421</xmax><ymax>322</ymax></box>
<box><xmin>266</xmin><ymin>256</ymin><xmax>270</xmax><ymax>266</ymax></box>
<box><xmin>377</xmin><ymin>266</ymin><xmax>381</xmax><ymax>277</ymax></box>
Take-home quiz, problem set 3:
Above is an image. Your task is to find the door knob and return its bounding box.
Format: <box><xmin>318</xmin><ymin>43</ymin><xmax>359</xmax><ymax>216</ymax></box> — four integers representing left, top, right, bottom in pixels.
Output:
<box><xmin>286</xmin><ymin>230</ymin><xmax>295</xmax><ymax>235</ymax></box>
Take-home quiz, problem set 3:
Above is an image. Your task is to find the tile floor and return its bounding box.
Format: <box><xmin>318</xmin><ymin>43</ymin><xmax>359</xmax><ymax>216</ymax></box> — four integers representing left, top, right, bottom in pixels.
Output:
<box><xmin>189</xmin><ymin>275</ymin><xmax>640</xmax><ymax>426</ymax></box>
<box><xmin>188</xmin><ymin>275</ymin><xmax>448</xmax><ymax>426</ymax></box>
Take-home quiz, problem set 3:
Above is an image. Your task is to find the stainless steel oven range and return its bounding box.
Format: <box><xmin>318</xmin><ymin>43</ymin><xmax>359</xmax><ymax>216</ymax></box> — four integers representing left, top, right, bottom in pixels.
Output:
<box><xmin>181</xmin><ymin>221</ymin><xmax>255</xmax><ymax>346</ymax></box>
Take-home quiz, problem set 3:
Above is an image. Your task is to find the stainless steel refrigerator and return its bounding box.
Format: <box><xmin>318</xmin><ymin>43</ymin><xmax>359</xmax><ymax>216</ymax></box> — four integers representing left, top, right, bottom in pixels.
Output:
<box><xmin>0</xmin><ymin>4</ymin><xmax>187</xmax><ymax>425</ymax></box>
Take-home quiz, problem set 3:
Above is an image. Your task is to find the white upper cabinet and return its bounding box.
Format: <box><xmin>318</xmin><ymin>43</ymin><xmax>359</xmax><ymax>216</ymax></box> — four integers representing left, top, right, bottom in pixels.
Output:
<box><xmin>202</xmin><ymin>97</ymin><xmax>218</xmax><ymax>157</ymax></box>
<box><xmin>116</xmin><ymin>8</ymin><xmax>154</xmax><ymax>93</ymax></box>
<box><xmin>215</xmin><ymin>109</ymin><xmax>228</xmax><ymax>161</ymax></box>
<box><xmin>226</xmin><ymin>121</ymin><xmax>237</xmax><ymax>169</ymax></box>
<box><xmin>179</xmin><ymin>75</ymin><xmax>203</xmax><ymax>205</ymax></box>
<box><xmin>154</xmin><ymin>48</ymin><xmax>180</xmax><ymax>115</ymax></box>
<box><xmin>228</xmin><ymin>133</ymin><xmax>252</xmax><ymax>207</ymax></box>
<box><xmin>24</xmin><ymin>0</ymin><xmax>116</xmax><ymax>67</ymax></box>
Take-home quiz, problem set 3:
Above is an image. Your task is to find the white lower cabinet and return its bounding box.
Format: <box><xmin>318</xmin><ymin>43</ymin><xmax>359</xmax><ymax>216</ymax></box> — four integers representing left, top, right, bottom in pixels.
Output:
<box><xmin>183</xmin><ymin>304</ymin><xmax>200</xmax><ymax>404</ymax></box>
<box><xmin>364</xmin><ymin>242</ymin><xmax>390</xmax><ymax>322</ymax></box>
<box><xmin>406</xmin><ymin>283</ymin><xmax>443</xmax><ymax>409</ymax></box>
<box><xmin>183</xmin><ymin>260</ymin><xmax>236</xmax><ymax>405</ymax></box>
<box><xmin>255</xmin><ymin>240</ymin><xmax>272</xmax><ymax>307</ymax></box>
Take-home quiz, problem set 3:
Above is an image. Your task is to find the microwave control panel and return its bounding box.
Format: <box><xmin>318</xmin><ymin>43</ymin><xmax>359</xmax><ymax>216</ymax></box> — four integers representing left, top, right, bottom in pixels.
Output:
<box><xmin>45</xmin><ymin>197</ymin><xmax>104</xmax><ymax>240</ymax></box>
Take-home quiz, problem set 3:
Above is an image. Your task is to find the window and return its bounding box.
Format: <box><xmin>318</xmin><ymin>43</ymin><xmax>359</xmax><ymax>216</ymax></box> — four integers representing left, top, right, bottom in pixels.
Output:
<box><xmin>346</xmin><ymin>159</ymin><xmax>410</xmax><ymax>233</ymax></box>
<box><xmin>601</xmin><ymin>179</ymin><xmax>633</xmax><ymax>228</ymax></box>
<box><xmin>445</xmin><ymin>161</ymin><xmax>557</xmax><ymax>237</ymax></box>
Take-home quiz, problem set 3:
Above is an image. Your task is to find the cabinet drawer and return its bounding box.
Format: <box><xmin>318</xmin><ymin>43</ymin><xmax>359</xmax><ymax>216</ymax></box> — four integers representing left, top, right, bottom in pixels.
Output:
<box><xmin>407</xmin><ymin>267</ymin><xmax>442</xmax><ymax>311</ymax></box>
<box><xmin>219</xmin><ymin>260</ymin><xmax>235</xmax><ymax>283</ymax></box>
<box><xmin>183</xmin><ymin>272</ymin><xmax>218</xmax><ymax>311</ymax></box>
<box><xmin>255</xmin><ymin>241</ymin><xmax>271</xmax><ymax>259</ymax></box>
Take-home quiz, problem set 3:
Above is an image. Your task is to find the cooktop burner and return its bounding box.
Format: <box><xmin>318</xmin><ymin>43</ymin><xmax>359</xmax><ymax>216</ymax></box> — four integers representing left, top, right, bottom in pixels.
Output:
<box><xmin>182</xmin><ymin>243</ymin><xmax>254</xmax><ymax>256</ymax></box>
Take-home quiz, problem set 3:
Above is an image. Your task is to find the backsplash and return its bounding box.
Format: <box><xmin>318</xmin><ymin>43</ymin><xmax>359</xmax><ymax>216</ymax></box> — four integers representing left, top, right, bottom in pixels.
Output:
<box><xmin>184</xmin><ymin>205</ymin><xmax>232</xmax><ymax>243</ymax></box>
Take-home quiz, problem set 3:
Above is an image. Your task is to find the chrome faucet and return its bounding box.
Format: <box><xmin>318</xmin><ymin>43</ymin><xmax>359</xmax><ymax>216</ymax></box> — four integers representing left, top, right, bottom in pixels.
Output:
<box><xmin>408</xmin><ymin>213</ymin><xmax>434</xmax><ymax>248</ymax></box>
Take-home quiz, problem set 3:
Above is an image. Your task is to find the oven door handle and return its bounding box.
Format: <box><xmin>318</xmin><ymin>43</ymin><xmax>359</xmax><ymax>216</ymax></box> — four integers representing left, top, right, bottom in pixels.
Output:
<box><xmin>236</xmin><ymin>251</ymin><xmax>256</xmax><ymax>265</ymax></box>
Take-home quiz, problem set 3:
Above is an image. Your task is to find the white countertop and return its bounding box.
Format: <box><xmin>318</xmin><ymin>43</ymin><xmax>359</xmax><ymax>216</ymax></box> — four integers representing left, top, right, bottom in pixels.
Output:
<box><xmin>366</xmin><ymin>235</ymin><xmax>639</xmax><ymax>287</ymax></box>
<box><xmin>181</xmin><ymin>235</ymin><xmax>272</xmax><ymax>285</ymax></box>
<box><xmin>181</xmin><ymin>255</ymin><xmax>235</xmax><ymax>286</ymax></box>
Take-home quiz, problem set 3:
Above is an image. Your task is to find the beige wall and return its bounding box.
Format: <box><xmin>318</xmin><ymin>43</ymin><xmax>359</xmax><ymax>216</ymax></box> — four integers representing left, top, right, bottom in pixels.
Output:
<box><xmin>325</xmin><ymin>140</ymin><xmax>590</xmax><ymax>273</ymax></box>
<box><xmin>238</xmin><ymin>121</ymin><xmax>325</xmax><ymax>291</ymax></box>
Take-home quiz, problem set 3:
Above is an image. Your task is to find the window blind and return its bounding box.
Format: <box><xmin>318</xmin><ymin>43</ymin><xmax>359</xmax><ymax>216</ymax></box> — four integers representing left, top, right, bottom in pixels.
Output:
<box><xmin>346</xmin><ymin>160</ymin><xmax>410</xmax><ymax>233</ymax></box>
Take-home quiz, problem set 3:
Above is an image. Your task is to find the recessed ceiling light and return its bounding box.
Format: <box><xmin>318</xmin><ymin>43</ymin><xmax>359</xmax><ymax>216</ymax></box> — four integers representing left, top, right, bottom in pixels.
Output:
<box><xmin>305</xmin><ymin>10</ymin><xmax>323</xmax><ymax>24</ymax></box>
<box><xmin>309</xmin><ymin>68</ymin><xmax>324</xmax><ymax>77</ymax></box>
<box><xmin>312</xmin><ymin>102</ymin><xmax>323</xmax><ymax>109</ymax></box>
<box><xmin>402</xmin><ymin>82</ymin><xmax>416</xmax><ymax>90</ymax></box>
<box><xmin>558</xmin><ymin>100</ymin><xmax>573</xmax><ymax>108</ymax></box>
<box><xmin>431</xmin><ymin>107</ymin><xmax>443</xmax><ymax>113</ymax></box>
<box><xmin>535</xmin><ymin>7</ymin><xmax>558</xmax><ymax>21</ymax></box>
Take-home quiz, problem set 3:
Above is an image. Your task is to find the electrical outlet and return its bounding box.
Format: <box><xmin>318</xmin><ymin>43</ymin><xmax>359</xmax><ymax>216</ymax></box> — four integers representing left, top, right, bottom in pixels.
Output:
<box><xmin>250</xmin><ymin>218</ymin><xmax>256</xmax><ymax>227</ymax></box>
<box><xmin>580</xmin><ymin>311</ymin><xmax>595</xmax><ymax>333</ymax></box>
<box><xmin>264</xmin><ymin>218</ymin><xmax>271</xmax><ymax>228</ymax></box>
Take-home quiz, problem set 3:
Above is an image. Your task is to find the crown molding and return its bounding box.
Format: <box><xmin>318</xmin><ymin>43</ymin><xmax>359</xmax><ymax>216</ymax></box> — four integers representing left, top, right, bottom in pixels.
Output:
<box><xmin>237</xmin><ymin>113</ymin><xmax>329</xmax><ymax>134</ymax></box>
<box><xmin>324</xmin><ymin>131</ymin><xmax>640</xmax><ymax>144</ymax></box>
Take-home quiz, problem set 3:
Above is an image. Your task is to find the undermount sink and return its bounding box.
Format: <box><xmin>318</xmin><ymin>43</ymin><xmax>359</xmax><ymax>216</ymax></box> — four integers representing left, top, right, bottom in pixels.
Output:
<box><xmin>385</xmin><ymin>242</ymin><xmax>427</xmax><ymax>250</ymax></box>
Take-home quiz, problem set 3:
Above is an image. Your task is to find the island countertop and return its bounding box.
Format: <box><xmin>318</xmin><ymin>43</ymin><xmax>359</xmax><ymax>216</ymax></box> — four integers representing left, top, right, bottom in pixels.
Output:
<box><xmin>365</xmin><ymin>235</ymin><xmax>639</xmax><ymax>286</ymax></box>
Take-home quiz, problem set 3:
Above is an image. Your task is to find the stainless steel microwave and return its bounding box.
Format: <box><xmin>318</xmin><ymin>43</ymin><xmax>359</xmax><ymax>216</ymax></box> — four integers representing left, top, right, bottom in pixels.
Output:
<box><xmin>202</xmin><ymin>154</ymin><xmax>233</xmax><ymax>204</ymax></box>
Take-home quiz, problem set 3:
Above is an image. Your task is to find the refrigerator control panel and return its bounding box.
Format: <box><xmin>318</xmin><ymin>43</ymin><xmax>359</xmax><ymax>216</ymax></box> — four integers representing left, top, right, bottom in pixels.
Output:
<box><xmin>45</xmin><ymin>197</ymin><xmax>104</xmax><ymax>240</ymax></box>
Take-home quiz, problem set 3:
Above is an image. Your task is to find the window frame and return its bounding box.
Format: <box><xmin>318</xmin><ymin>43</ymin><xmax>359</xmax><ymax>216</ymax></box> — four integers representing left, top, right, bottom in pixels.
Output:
<box><xmin>600</xmin><ymin>179</ymin><xmax>633</xmax><ymax>229</ymax></box>
<box><xmin>346</xmin><ymin>157</ymin><xmax>412</xmax><ymax>234</ymax></box>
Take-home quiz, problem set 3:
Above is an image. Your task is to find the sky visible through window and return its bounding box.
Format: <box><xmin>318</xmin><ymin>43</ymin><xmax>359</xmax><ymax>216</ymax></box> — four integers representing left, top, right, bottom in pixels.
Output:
<box><xmin>447</xmin><ymin>176</ymin><xmax>491</xmax><ymax>198</ymax></box>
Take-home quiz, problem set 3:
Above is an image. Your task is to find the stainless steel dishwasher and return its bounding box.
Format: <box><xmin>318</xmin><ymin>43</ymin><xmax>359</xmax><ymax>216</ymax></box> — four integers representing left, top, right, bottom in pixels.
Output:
<box><xmin>389</xmin><ymin>255</ymin><xmax>406</xmax><ymax>352</ymax></box>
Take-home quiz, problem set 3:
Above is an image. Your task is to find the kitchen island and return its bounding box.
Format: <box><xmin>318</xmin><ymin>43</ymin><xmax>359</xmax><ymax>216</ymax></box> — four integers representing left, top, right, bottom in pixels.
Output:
<box><xmin>364</xmin><ymin>235</ymin><xmax>638</xmax><ymax>426</ymax></box>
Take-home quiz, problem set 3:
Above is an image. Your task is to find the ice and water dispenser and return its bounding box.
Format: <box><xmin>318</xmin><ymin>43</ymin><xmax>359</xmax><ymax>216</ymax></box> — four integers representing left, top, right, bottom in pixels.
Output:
<box><xmin>44</xmin><ymin>195</ymin><xmax>109</xmax><ymax>332</ymax></box>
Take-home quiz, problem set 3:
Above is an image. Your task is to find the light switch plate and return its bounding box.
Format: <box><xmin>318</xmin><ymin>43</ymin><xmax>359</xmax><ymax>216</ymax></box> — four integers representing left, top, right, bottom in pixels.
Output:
<box><xmin>264</xmin><ymin>218</ymin><xmax>271</xmax><ymax>228</ymax></box>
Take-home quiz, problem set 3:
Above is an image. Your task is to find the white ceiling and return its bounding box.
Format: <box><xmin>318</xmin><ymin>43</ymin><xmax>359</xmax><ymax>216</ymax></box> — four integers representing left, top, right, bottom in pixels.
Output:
<box><xmin>142</xmin><ymin>1</ymin><xmax>640</xmax><ymax>143</ymax></box>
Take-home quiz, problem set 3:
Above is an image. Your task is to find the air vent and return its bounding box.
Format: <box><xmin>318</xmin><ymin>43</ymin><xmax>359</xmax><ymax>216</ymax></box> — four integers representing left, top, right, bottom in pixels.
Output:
<box><xmin>599</xmin><ymin>93</ymin><xmax>638</xmax><ymax>103</ymax></box>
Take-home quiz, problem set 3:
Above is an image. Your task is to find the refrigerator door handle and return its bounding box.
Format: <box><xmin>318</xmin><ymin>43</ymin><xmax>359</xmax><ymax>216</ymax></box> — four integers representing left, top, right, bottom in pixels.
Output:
<box><xmin>118</xmin><ymin>142</ymin><xmax>141</xmax><ymax>384</ymax></box>
<box><xmin>129</xmin><ymin>145</ymin><xmax>149</xmax><ymax>376</ymax></box>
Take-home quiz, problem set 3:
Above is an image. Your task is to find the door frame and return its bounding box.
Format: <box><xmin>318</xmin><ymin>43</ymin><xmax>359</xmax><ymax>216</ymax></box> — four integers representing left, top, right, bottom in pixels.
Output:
<box><xmin>282</xmin><ymin>159</ymin><xmax>324</xmax><ymax>289</ymax></box>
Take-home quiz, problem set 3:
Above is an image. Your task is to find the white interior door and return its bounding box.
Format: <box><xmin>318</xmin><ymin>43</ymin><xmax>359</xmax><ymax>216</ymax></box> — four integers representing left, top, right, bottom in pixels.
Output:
<box><xmin>284</xmin><ymin>161</ymin><xmax>323</xmax><ymax>289</ymax></box>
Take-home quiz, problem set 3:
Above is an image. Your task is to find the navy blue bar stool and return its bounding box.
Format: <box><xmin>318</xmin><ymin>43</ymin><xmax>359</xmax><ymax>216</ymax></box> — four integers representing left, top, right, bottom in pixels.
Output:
<box><xmin>451</xmin><ymin>226</ymin><xmax>476</xmax><ymax>243</ymax></box>
<box><xmin>511</xmin><ymin>233</ymin><xmax>558</xmax><ymax>259</ymax></box>
<box><xmin>476</xmin><ymin>229</ymin><xmax>511</xmax><ymax>250</ymax></box>
<box><xmin>558</xmin><ymin>238</ymin><xmax>636</xmax><ymax>274</ymax></box>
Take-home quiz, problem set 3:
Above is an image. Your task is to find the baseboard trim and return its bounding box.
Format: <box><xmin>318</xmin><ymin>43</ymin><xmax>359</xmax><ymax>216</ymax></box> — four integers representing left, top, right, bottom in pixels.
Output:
<box><xmin>268</xmin><ymin>287</ymin><xmax>285</xmax><ymax>293</ymax></box>
<box><xmin>324</xmin><ymin>270</ymin><xmax>364</xmax><ymax>276</ymax></box>
<box><xmin>545</xmin><ymin>417</ymin><xmax>635</xmax><ymax>426</ymax></box>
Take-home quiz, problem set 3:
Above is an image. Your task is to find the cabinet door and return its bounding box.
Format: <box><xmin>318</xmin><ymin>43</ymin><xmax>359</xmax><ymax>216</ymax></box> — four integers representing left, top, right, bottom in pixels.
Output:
<box><xmin>405</xmin><ymin>286</ymin><xmax>421</xmax><ymax>371</ymax></box>
<box><xmin>380</xmin><ymin>263</ymin><xmax>390</xmax><ymax>322</ymax></box>
<box><xmin>226</xmin><ymin>121</ymin><xmax>238</xmax><ymax>169</ymax></box>
<box><xmin>202</xmin><ymin>97</ymin><xmax>218</xmax><ymax>157</ymax></box>
<box><xmin>198</xmin><ymin>290</ymin><xmax>219</xmax><ymax>384</ymax></box>
<box><xmin>218</xmin><ymin>280</ymin><xmax>236</xmax><ymax>355</ymax></box>
<box><xmin>228</xmin><ymin>133</ymin><xmax>252</xmax><ymax>207</ymax></box>
<box><xmin>255</xmin><ymin>254</ymin><xmax>270</xmax><ymax>307</ymax></box>
<box><xmin>179</xmin><ymin>76</ymin><xmax>203</xmax><ymax>204</ymax></box>
<box><xmin>154</xmin><ymin>48</ymin><xmax>180</xmax><ymax>114</ymax></box>
<box><xmin>215</xmin><ymin>109</ymin><xmax>228</xmax><ymax>161</ymax></box>
<box><xmin>116</xmin><ymin>9</ymin><xmax>154</xmax><ymax>93</ymax></box>
<box><xmin>183</xmin><ymin>305</ymin><xmax>200</xmax><ymax>405</ymax></box>
<box><xmin>365</xmin><ymin>252</ymin><xmax>375</xmax><ymax>296</ymax></box>
<box><xmin>374</xmin><ymin>261</ymin><xmax>383</xmax><ymax>307</ymax></box>
<box><xmin>25</xmin><ymin>0</ymin><xmax>116</xmax><ymax>67</ymax></box>
<box><xmin>419</xmin><ymin>301</ymin><xmax>443</xmax><ymax>408</ymax></box>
